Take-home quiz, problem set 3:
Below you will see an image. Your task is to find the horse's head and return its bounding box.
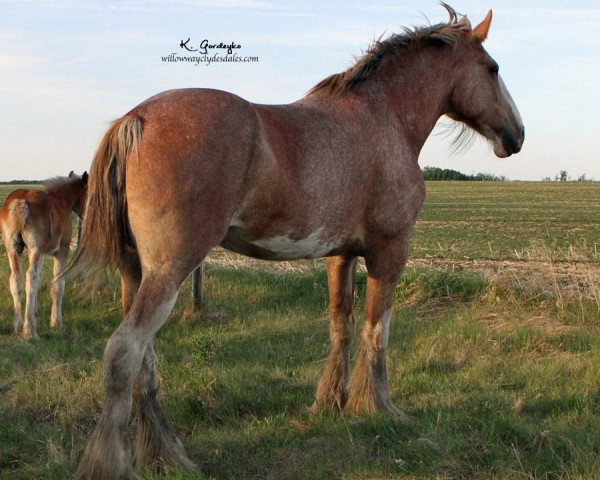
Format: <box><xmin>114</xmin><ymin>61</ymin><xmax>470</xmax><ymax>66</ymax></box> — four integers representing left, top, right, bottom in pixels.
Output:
<box><xmin>70</xmin><ymin>170</ymin><xmax>89</xmax><ymax>218</ymax></box>
<box><xmin>447</xmin><ymin>10</ymin><xmax>524</xmax><ymax>158</ymax></box>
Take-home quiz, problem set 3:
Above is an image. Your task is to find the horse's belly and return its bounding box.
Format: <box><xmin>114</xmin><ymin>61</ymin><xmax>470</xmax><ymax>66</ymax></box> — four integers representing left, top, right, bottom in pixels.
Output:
<box><xmin>221</xmin><ymin>225</ymin><xmax>337</xmax><ymax>260</ymax></box>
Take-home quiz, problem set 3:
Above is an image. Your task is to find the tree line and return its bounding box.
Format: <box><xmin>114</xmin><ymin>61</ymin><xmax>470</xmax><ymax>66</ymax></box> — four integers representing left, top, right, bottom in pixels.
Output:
<box><xmin>422</xmin><ymin>167</ymin><xmax>507</xmax><ymax>181</ymax></box>
<box><xmin>0</xmin><ymin>180</ymin><xmax>42</xmax><ymax>185</ymax></box>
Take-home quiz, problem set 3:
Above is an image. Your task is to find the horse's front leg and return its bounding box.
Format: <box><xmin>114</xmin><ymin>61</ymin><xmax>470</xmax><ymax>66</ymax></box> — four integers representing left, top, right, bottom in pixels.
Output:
<box><xmin>314</xmin><ymin>255</ymin><xmax>357</xmax><ymax>410</ymax></box>
<box><xmin>345</xmin><ymin>239</ymin><xmax>409</xmax><ymax>419</ymax></box>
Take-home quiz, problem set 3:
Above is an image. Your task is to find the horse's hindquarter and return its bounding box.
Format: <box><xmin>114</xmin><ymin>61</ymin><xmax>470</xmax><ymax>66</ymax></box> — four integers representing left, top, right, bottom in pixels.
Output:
<box><xmin>1</xmin><ymin>190</ymin><xmax>58</xmax><ymax>253</ymax></box>
<box><xmin>124</xmin><ymin>89</ymin><xmax>261</xmax><ymax>267</ymax></box>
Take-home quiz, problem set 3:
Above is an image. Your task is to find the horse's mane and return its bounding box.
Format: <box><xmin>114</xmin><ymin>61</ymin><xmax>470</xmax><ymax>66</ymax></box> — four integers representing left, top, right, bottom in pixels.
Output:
<box><xmin>308</xmin><ymin>3</ymin><xmax>472</xmax><ymax>98</ymax></box>
<box><xmin>43</xmin><ymin>175</ymin><xmax>81</xmax><ymax>193</ymax></box>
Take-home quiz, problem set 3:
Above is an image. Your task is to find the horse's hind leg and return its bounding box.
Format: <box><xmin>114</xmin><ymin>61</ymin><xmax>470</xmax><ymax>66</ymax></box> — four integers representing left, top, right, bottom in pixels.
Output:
<box><xmin>23</xmin><ymin>249</ymin><xmax>43</xmax><ymax>338</ymax></box>
<box><xmin>76</xmin><ymin>267</ymin><xmax>183</xmax><ymax>480</ymax></box>
<box><xmin>314</xmin><ymin>255</ymin><xmax>357</xmax><ymax>410</ymax></box>
<box><xmin>6</xmin><ymin>247</ymin><xmax>24</xmax><ymax>334</ymax></box>
<box><xmin>50</xmin><ymin>245</ymin><xmax>68</xmax><ymax>328</ymax></box>
<box><xmin>117</xmin><ymin>249</ymin><xmax>197</xmax><ymax>473</ymax></box>
<box><xmin>345</xmin><ymin>240</ymin><xmax>409</xmax><ymax>420</ymax></box>
<box><xmin>134</xmin><ymin>343</ymin><xmax>197</xmax><ymax>472</ymax></box>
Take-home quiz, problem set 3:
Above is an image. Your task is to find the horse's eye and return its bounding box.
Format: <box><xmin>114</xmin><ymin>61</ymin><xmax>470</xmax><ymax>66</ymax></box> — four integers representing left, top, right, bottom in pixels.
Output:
<box><xmin>489</xmin><ymin>63</ymin><xmax>499</xmax><ymax>74</ymax></box>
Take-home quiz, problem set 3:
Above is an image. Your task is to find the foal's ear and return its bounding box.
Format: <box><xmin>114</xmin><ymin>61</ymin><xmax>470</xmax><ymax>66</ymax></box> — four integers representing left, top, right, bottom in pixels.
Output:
<box><xmin>68</xmin><ymin>170</ymin><xmax>75</xmax><ymax>177</ymax></box>
<box><xmin>472</xmin><ymin>9</ymin><xmax>493</xmax><ymax>42</ymax></box>
<box><xmin>82</xmin><ymin>171</ymin><xmax>89</xmax><ymax>183</ymax></box>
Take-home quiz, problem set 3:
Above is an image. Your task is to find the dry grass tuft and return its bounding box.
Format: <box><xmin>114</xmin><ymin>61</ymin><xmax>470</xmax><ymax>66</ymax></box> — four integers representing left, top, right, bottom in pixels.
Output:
<box><xmin>477</xmin><ymin>312</ymin><xmax>583</xmax><ymax>337</ymax></box>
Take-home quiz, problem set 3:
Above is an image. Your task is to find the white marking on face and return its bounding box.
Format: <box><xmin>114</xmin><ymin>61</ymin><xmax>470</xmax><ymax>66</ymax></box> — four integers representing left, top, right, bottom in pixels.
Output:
<box><xmin>499</xmin><ymin>74</ymin><xmax>523</xmax><ymax>127</ymax></box>
<box><xmin>252</xmin><ymin>228</ymin><xmax>336</xmax><ymax>259</ymax></box>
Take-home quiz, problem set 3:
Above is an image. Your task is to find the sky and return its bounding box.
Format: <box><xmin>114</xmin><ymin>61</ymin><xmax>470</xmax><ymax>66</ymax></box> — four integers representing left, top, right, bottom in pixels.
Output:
<box><xmin>1</xmin><ymin>0</ymin><xmax>599</xmax><ymax>181</ymax></box>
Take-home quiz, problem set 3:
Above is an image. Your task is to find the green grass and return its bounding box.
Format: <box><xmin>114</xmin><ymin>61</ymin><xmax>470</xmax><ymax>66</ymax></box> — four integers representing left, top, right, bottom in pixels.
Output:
<box><xmin>1</xmin><ymin>182</ymin><xmax>600</xmax><ymax>479</ymax></box>
<box><xmin>412</xmin><ymin>181</ymin><xmax>600</xmax><ymax>261</ymax></box>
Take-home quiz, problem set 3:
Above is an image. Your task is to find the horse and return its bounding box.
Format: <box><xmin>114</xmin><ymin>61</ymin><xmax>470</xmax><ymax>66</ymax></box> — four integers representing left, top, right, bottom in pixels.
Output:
<box><xmin>0</xmin><ymin>171</ymin><xmax>88</xmax><ymax>338</ymax></box>
<box><xmin>72</xmin><ymin>6</ymin><xmax>524</xmax><ymax>478</ymax></box>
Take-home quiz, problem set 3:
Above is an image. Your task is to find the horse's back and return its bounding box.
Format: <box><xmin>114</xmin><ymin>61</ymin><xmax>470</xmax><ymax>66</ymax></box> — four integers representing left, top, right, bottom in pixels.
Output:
<box><xmin>134</xmin><ymin>87</ymin><xmax>255</xmax><ymax>123</ymax></box>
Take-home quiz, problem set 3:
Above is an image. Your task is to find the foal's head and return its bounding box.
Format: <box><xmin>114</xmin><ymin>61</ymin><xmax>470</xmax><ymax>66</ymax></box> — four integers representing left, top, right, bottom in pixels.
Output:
<box><xmin>65</xmin><ymin>170</ymin><xmax>89</xmax><ymax>218</ymax></box>
<box><xmin>43</xmin><ymin>171</ymin><xmax>88</xmax><ymax>217</ymax></box>
<box><xmin>447</xmin><ymin>10</ymin><xmax>524</xmax><ymax>157</ymax></box>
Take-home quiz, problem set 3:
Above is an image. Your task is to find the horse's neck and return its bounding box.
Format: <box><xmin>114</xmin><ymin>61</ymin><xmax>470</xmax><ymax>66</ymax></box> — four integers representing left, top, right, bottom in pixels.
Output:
<box><xmin>367</xmin><ymin>48</ymin><xmax>459</xmax><ymax>154</ymax></box>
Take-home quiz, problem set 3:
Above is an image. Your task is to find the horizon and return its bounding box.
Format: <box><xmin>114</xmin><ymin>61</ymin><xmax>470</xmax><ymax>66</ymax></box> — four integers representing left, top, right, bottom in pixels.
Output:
<box><xmin>1</xmin><ymin>0</ymin><xmax>599</xmax><ymax>181</ymax></box>
<box><xmin>2</xmin><ymin>169</ymin><xmax>597</xmax><ymax>183</ymax></box>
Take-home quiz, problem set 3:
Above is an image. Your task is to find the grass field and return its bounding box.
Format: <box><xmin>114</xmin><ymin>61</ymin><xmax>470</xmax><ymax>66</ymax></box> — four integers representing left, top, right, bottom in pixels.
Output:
<box><xmin>1</xmin><ymin>182</ymin><xmax>600</xmax><ymax>479</ymax></box>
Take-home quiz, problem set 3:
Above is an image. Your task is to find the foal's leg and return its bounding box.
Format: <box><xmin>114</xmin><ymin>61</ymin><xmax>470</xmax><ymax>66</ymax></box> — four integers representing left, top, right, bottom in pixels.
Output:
<box><xmin>6</xmin><ymin>248</ymin><xmax>24</xmax><ymax>334</ymax></box>
<box><xmin>50</xmin><ymin>246</ymin><xmax>68</xmax><ymax>328</ymax></box>
<box><xmin>76</xmin><ymin>267</ymin><xmax>182</xmax><ymax>480</ymax></box>
<box><xmin>345</xmin><ymin>241</ymin><xmax>409</xmax><ymax>419</ymax></box>
<box><xmin>23</xmin><ymin>249</ymin><xmax>44</xmax><ymax>338</ymax></box>
<box><xmin>117</xmin><ymin>252</ymin><xmax>197</xmax><ymax>472</ymax></box>
<box><xmin>314</xmin><ymin>255</ymin><xmax>357</xmax><ymax>410</ymax></box>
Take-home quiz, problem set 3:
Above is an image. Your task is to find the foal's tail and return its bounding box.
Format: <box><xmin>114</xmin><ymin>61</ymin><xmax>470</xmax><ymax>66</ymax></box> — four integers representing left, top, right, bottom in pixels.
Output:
<box><xmin>3</xmin><ymin>199</ymin><xmax>28</xmax><ymax>250</ymax></box>
<box><xmin>69</xmin><ymin>115</ymin><xmax>143</xmax><ymax>280</ymax></box>
<box><xmin>8</xmin><ymin>199</ymin><xmax>29</xmax><ymax>232</ymax></box>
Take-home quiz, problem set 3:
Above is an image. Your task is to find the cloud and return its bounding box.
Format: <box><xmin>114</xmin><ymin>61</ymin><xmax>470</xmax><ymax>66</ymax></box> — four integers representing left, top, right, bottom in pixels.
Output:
<box><xmin>172</xmin><ymin>0</ymin><xmax>274</xmax><ymax>7</ymax></box>
<box><xmin>0</xmin><ymin>54</ymin><xmax>39</xmax><ymax>69</ymax></box>
<box><xmin>350</xmin><ymin>4</ymin><xmax>411</xmax><ymax>13</ymax></box>
<box><xmin>245</xmin><ymin>29</ymin><xmax>375</xmax><ymax>47</ymax></box>
<box><xmin>0</xmin><ymin>29</ymin><xmax>40</xmax><ymax>70</ymax></box>
<box><xmin>5</xmin><ymin>0</ymin><xmax>275</xmax><ymax>10</ymax></box>
<box><xmin>502</xmin><ymin>6</ymin><xmax>600</xmax><ymax>19</ymax></box>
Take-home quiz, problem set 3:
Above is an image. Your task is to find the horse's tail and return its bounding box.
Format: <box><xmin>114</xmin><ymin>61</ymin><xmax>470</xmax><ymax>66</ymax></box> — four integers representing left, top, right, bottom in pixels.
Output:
<box><xmin>68</xmin><ymin>115</ymin><xmax>143</xmax><ymax>281</ymax></box>
<box><xmin>3</xmin><ymin>198</ymin><xmax>28</xmax><ymax>251</ymax></box>
<box><xmin>8</xmin><ymin>199</ymin><xmax>29</xmax><ymax>232</ymax></box>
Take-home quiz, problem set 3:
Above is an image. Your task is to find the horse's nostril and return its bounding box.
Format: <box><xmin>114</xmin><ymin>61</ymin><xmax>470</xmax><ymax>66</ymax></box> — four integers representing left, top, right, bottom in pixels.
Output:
<box><xmin>520</xmin><ymin>125</ymin><xmax>525</xmax><ymax>139</ymax></box>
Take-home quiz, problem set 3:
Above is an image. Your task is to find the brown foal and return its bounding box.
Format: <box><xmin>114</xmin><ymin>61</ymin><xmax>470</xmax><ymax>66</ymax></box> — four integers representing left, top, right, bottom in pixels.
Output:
<box><xmin>1</xmin><ymin>172</ymin><xmax>88</xmax><ymax>337</ymax></box>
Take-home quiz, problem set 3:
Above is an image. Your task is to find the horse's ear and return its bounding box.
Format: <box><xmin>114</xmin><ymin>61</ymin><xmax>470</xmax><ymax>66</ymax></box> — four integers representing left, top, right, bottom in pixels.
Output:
<box><xmin>82</xmin><ymin>171</ymin><xmax>89</xmax><ymax>183</ymax></box>
<box><xmin>472</xmin><ymin>9</ymin><xmax>492</xmax><ymax>42</ymax></box>
<box><xmin>68</xmin><ymin>170</ymin><xmax>75</xmax><ymax>177</ymax></box>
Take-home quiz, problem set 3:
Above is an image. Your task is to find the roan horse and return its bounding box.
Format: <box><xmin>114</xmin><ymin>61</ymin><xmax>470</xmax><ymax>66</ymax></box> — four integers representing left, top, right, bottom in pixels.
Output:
<box><xmin>0</xmin><ymin>172</ymin><xmax>88</xmax><ymax>338</ymax></box>
<box><xmin>73</xmin><ymin>6</ymin><xmax>524</xmax><ymax>478</ymax></box>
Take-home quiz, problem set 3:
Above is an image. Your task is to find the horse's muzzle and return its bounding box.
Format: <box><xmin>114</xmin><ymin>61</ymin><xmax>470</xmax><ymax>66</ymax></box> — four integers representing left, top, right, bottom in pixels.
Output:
<box><xmin>502</xmin><ymin>125</ymin><xmax>524</xmax><ymax>156</ymax></box>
